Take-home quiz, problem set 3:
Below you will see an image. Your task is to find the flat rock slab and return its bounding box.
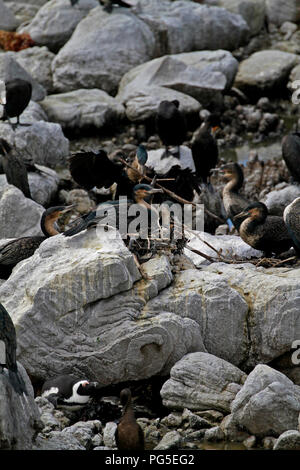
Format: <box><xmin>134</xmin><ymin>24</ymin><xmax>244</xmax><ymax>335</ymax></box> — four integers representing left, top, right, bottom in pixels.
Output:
<box><xmin>160</xmin><ymin>352</ymin><xmax>247</xmax><ymax>413</ymax></box>
<box><xmin>231</xmin><ymin>364</ymin><xmax>300</xmax><ymax>437</ymax></box>
<box><xmin>41</xmin><ymin>89</ymin><xmax>125</xmax><ymax>130</ymax></box>
<box><xmin>0</xmin><ymin>0</ymin><xmax>18</xmax><ymax>31</ymax></box>
<box><xmin>234</xmin><ymin>49</ymin><xmax>300</xmax><ymax>96</ymax></box>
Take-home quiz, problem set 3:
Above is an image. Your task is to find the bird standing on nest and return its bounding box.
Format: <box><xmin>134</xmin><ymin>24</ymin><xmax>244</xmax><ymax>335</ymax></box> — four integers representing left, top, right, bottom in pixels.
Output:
<box><xmin>191</xmin><ymin>114</ymin><xmax>220</xmax><ymax>186</ymax></box>
<box><xmin>69</xmin><ymin>146</ymin><xmax>149</xmax><ymax>199</ymax></box>
<box><xmin>115</xmin><ymin>388</ymin><xmax>144</xmax><ymax>451</ymax></box>
<box><xmin>0</xmin><ymin>205</ymin><xmax>75</xmax><ymax>279</ymax></box>
<box><xmin>0</xmin><ymin>79</ymin><xmax>32</xmax><ymax>129</ymax></box>
<box><xmin>235</xmin><ymin>201</ymin><xmax>293</xmax><ymax>256</ymax></box>
<box><xmin>283</xmin><ymin>197</ymin><xmax>300</xmax><ymax>256</ymax></box>
<box><xmin>0</xmin><ymin>302</ymin><xmax>27</xmax><ymax>395</ymax></box>
<box><xmin>155</xmin><ymin>100</ymin><xmax>187</xmax><ymax>159</ymax></box>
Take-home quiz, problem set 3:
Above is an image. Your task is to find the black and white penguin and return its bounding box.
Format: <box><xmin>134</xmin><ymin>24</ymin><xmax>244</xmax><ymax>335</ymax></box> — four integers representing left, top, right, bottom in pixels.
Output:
<box><xmin>0</xmin><ymin>302</ymin><xmax>27</xmax><ymax>395</ymax></box>
<box><xmin>41</xmin><ymin>375</ymin><xmax>100</xmax><ymax>410</ymax></box>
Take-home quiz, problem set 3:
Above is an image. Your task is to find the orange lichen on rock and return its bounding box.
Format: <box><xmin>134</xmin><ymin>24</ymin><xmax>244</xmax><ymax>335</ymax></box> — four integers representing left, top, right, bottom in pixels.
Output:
<box><xmin>0</xmin><ymin>31</ymin><xmax>35</xmax><ymax>52</ymax></box>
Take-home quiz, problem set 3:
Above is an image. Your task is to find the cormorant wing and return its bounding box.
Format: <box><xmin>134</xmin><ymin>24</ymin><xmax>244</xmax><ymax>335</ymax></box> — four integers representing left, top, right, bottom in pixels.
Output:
<box><xmin>0</xmin><ymin>303</ymin><xmax>16</xmax><ymax>370</ymax></box>
<box><xmin>69</xmin><ymin>150</ymin><xmax>124</xmax><ymax>190</ymax></box>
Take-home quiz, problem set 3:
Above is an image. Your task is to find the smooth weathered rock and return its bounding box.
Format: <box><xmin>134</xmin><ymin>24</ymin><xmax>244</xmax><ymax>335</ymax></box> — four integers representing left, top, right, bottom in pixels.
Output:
<box><xmin>20</xmin><ymin>0</ymin><xmax>99</xmax><ymax>51</ymax></box>
<box><xmin>0</xmin><ymin>362</ymin><xmax>42</xmax><ymax>449</ymax></box>
<box><xmin>265</xmin><ymin>0</ymin><xmax>300</xmax><ymax>26</ymax></box>
<box><xmin>146</xmin><ymin>263</ymin><xmax>300</xmax><ymax>368</ymax></box>
<box><xmin>61</xmin><ymin>421</ymin><xmax>102</xmax><ymax>449</ymax></box>
<box><xmin>52</xmin><ymin>2</ymin><xmax>248</xmax><ymax>94</ymax></box>
<box><xmin>6</xmin><ymin>46</ymin><xmax>56</xmax><ymax>94</ymax></box>
<box><xmin>34</xmin><ymin>431</ymin><xmax>86</xmax><ymax>450</ymax></box>
<box><xmin>6</xmin><ymin>2</ymin><xmax>39</xmax><ymax>26</ymax></box>
<box><xmin>184</xmin><ymin>231</ymin><xmax>263</xmax><ymax>267</ymax></box>
<box><xmin>234</xmin><ymin>50</ymin><xmax>300</xmax><ymax>96</ymax></box>
<box><xmin>154</xmin><ymin>430</ymin><xmax>182</xmax><ymax>450</ymax></box>
<box><xmin>0</xmin><ymin>230</ymin><xmax>203</xmax><ymax>383</ymax></box>
<box><xmin>0</xmin><ymin>119</ymin><xmax>69</xmax><ymax>168</ymax></box>
<box><xmin>262</xmin><ymin>183</ymin><xmax>300</xmax><ymax>215</ymax></box>
<box><xmin>273</xmin><ymin>430</ymin><xmax>300</xmax><ymax>450</ymax></box>
<box><xmin>204</xmin><ymin>426</ymin><xmax>225</xmax><ymax>441</ymax></box>
<box><xmin>40</xmin><ymin>89</ymin><xmax>125</xmax><ymax>130</ymax></box>
<box><xmin>117</xmin><ymin>51</ymin><xmax>238</xmax><ymax>111</ymax></box>
<box><xmin>160</xmin><ymin>352</ymin><xmax>246</xmax><ymax>413</ymax></box>
<box><xmin>216</xmin><ymin>0</ymin><xmax>266</xmax><ymax>35</ymax></box>
<box><xmin>0</xmin><ymin>53</ymin><xmax>46</xmax><ymax>102</ymax></box>
<box><xmin>52</xmin><ymin>7</ymin><xmax>156</xmax><ymax>94</ymax></box>
<box><xmin>0</xmin><ymin>0</ymin><xmax>18</xmax><ymax>31</ymax></box>
<box><xmin>231</xmin><ymin>364</ymin><xmax>300</xmax><ymax>437</ymax></box>
<box><xmin>0</xmin><ymin>165</ymin><xmax>59</xmax><ymax>206</ymax></box>
<box><xmin>0</xmin><ymin>184</ymin><xmax>44</xmax><ymax>237</ymax></box>
<box><xmin>103</xmin><ymin>421</ymin><xmax>117</xmax><ymax>449</ymax></box>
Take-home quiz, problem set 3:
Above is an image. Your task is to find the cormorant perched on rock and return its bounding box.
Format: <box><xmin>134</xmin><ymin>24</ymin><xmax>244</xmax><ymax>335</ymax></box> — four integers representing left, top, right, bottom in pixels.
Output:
<box><xmin>0</xmin><ymin>138</ymin><xmax>31</xmax><ymax>198</ymax></box>
<box><xmin>216</xmin><ymin>162</ymin><xmax>250</xmax><ymax>231</ymax></box>
<box><xmin>0</xmin><ymin>302</ymin><xmax>27</xmax><ymax>395</ymax></box>
<box><xmin>69</xmin><ymin>146</ymin><xmax>149</xmax><ymax>199</ymax></box>
<box><xmin>155</xmin><ymin>100</ymin><xmax>187</xmax><ymax>159</ymax></box>
<box><xmin>282</xmin><ymin>132</ymin><xmax>300</xmax><ymax>183</ymax></box>
<box><xmin>115</xmin><ymin>388</ymin><xmax>144</xmax><ymax>451</ymax></box>
<box><xmin>63</xmin><ymin>184</ymin><xmax>163</xmax><ymax>238</ymax></box>
<box><xmin>0</xmin><ymin>205</ymin><xmax>75</xmax><ymax>279</ymax></box>
<box><xmin>235</xmin><ymin>202</ymin><xmax>293</xmax><ymax>256</ymax></box>
<box><xmin>41</xmin><ymin>375</ymin><xmax>100</xmax><ymax>410</ymax></box>
<box><xmin>283</xmin><ymin>197</ymin><xmax>300</xmax><ymax>255</ymax></box>
<box><xmin>0</xmin><ymin>78</ymin><xmax>32</xmax><ymax>128</ymax></box>
<box><xmin>191</xmin><ymin>114</ymin><xmax>220</xmax><ymax>184</ymax></box>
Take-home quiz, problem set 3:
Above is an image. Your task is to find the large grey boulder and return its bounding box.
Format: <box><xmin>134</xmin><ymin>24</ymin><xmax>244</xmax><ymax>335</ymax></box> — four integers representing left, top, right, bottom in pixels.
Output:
<box><xmin>6</xmin><ymin>46</ymin><xmax>56</xmax><ymax>94</ymax></box>
<box><xmin>213</xmin><ymin>0</ymin><xmax>266</xmax><ymax>36</ymax></box>
<box><xmin>117</xmin><ymin>50</ymin><xmax>238</xmax><ymax>113</ymax></box>
<box><xmin>262</xmin><ymin>183</ymin><xmax>300</xmax><ymax>216</ymax></box>
<box><xmin>146</xmin><ymin>262</ymin><xmax>300</xmax><ymax>368</ymax></box>
<box><xmin>0</xmin><ymin>231</ymin><xmax>203</xmax><ymax>383</ymax></box>
<box><xmin>0</xmin><ymin>118</ymin><xmax>69</xmax><ymax>168</ymax></box>
<box><xmin>231</xmin><ymin>364</ymin><xmax>300</xmax><ymax>437</ymax></box>
<box><xmin>234</xmin><ymin>50</ymin><xmax>300</xmax><ymax>96</ymax></box>
<box><xmin>19</xmin><ymin>0</ymin><xmax>99</xmax><ymax>51</ymax></box>
<box><xmin>265</xmin><ymin>0</ymin><xmax>300</xmax><ymax>26</ymax></box>
<box><xmin>0</xmin><ymin>184</ymin><xmax>44</xmax><ymax>237</ymax></box>
<box><xmin>52</xmin><ymin>2</ymin><xmax>249</xmax><ymax>94</ymax></box>
<box><xmin>0</xmin><ymin>0</ymin><xmax>18</xmax><ymax>31</ymax></box>
<box><xmin>160</xmin><ymin>352</ymin><xmax>247</xmax><ymax>413</ymax></box>
<box><xmin>0</xmin><ymin>362</ymin><xmax>42</xmax><ymax>449</ymax></box>
<box><xmin>40</xmin><ymin>89</ymin><xmax>125</xmax><ymax>130</ymax></box>
<box><xmin>6</xmin><ymin>2</ymin><xmax>39</xmax><ymax>27</ymax></box>
<box><xmin>52</xmin><ymin>7</ymin><xmax>156</xmax><ymax>94</ymax></box>
<box><xmin>0</xmin><ymin>53</ymin><xmax>46</xmax><ymax>102</ymax></box>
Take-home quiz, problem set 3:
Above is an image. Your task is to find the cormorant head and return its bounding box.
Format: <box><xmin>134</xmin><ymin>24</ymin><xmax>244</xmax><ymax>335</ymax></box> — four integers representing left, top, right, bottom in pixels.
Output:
<box><xmin>41</xmin><ymin>204</ymin><xmax>76</xmax><ymax>237</ymax></box>
<box><xmin>136</xmin><ymin>144</ymin><xmax>148</xmax><ymax>165</ymax></box>
<box><xmin>234</xmin><ymin>201</ymin><xmax>268</xmax><ymax>222</ymax></box>
<box><xmin>120</xmin><ymin>388</ymin><xmax>132</xmax><ymax>407</ymax></box>
<box><xmin>132</xmin><ymin>184</ymin><xmax>163</xmax><ymax>202</ymax></box>
<box><xmin>218</xmin><ymin>162</ymin><xmax>244</xmax><ymax>185</ymax></box>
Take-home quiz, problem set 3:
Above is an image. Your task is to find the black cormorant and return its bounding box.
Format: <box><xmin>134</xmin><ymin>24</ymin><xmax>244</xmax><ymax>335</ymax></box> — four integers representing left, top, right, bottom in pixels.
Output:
<box><xmin>69</xmin><ymin>146</ymin><xmax>148</xmax><ymax>199</ymax></box>
<box><xmin>0</xmin><ymin>79</ymin><xmax>32</xmax><ymax>128</ymax></box>
<box><xmin>191</xmin><ymin>114</ymin><xmax>220</xmax><ymax>184</ymax></box>
<box><xmin>0</xmin><ymin>138</ymin><xmax>31</xmax><ymax>198</ymax></box>
<box><xmin>115</xmin><ymin>388</ymin><xmax>144</xmax><ymax>451</ymax></box>
<box><xmin>283</xmin><ymin>197</ymin><xmax>300</xmax><ymax>255</ymax></box>
<box><xmin>155</xmin><ymin>100</ymin><xmax>187</xmax><ymax>159</ymax></box>
<box><xmin>0</xmin><ymin>302</ymin><xmax>27</xmax><ymax>395</ymax></box>
<box><xmin>235</xmin><ymin>202</ymin><xmax>293</xmax><ymax>256</ymax></box>
<box><xmin>216</xmin><ymin>162</ymin><xmax>250</xmax><ymax>231</ymax></box>
<box><xmin>282</xmin><ymin>132</ymin><xmax>300</xmax><ymax>183</ymax></box>
<box><xmin>0</xmin><ymin>205</ymin><xmax>75</xmax><ymax>279</ymax></box>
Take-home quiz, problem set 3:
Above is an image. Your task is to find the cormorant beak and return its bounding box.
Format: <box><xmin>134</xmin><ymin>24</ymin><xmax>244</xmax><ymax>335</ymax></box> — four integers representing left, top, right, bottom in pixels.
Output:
<box><xmin>60</xmin><ymin>204</ymin><xmax>77</xmax><ymax>214</ymax></box>
<box><xmin>233</xmin><ymin>210</ymin><xmax>248</xmax><ymax>220</ymax></box>
<box><xmin>147</xmin><ymin>188</ymin><xmax>164</xmax><ymax>194</ymax></box>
